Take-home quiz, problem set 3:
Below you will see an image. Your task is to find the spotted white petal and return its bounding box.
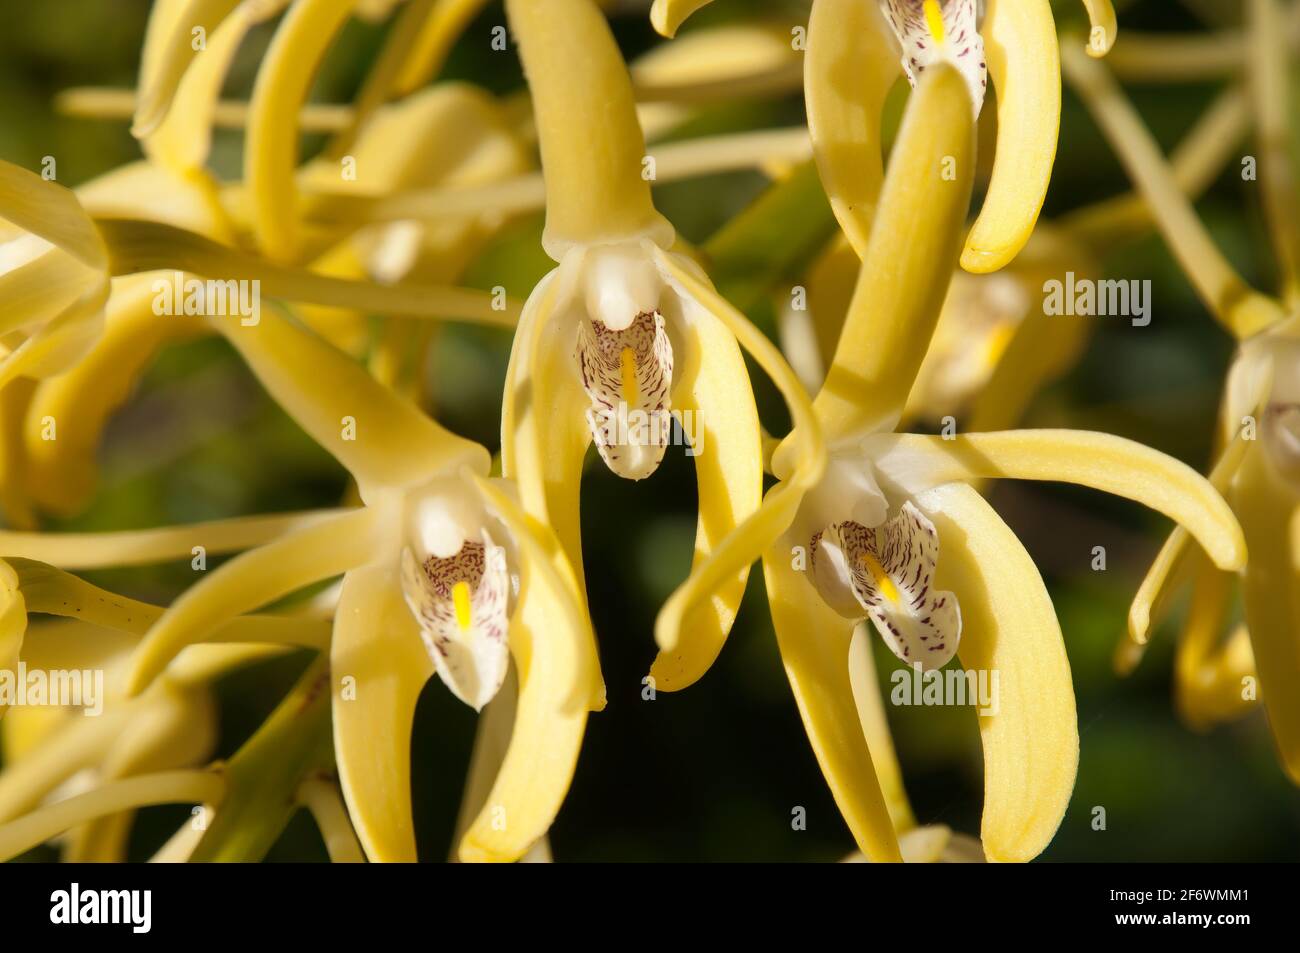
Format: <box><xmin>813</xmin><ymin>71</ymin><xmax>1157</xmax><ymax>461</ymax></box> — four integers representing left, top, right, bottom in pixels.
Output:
<box><xmin>812</xmin><ymin>502</ymin><xmax>961</xmax><ymax>669</ymax></box>
<box><xmin>576</xmin><ymin>309</ymin><xmax>674</xmax><ymax>481</ymax></box>
<box><xmin>400</xmin><ymin>531</ymin><xmax>511</xmax><ymax>711</ymax></box>
<box><xmin>881</xmin><ymin>0</ymin><xmax>987</xmax><ymax>117</ymax></box>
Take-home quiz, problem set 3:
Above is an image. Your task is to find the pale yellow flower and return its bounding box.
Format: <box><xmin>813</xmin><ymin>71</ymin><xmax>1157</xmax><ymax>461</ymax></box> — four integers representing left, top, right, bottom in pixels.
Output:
<box><xmin>657</xmin><ymin>63</ymin><xmax>1245</xmax><ymax>862</ymax></box>
<box><xmin>1064</xmin><ymin>2</ymin><xmax>1300</xmax><ymax>782</ymax></box>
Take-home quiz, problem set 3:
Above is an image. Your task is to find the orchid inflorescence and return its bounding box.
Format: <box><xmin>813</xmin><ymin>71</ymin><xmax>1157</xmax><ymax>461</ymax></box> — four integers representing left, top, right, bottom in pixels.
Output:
<box><xmin>0</xmin><ymin>0</ymin><xmax>1294</xmax><ymax>864</ymax></box>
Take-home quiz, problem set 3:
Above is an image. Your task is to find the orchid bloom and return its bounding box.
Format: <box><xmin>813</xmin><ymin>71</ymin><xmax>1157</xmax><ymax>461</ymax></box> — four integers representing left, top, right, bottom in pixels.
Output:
<box><xmin>0</xmin><ymin>557</ymin><xmax>330</xmax><ymax>861</ymax></box>
<box><xmin>651</xmin><ymin>0</ymin><xmax>1117</xmax><ymax>273</ymax></box>
<box><xmin>655</xmin><ymin>63</ymin><xmax>1246</xmax><ymax>862</ymax></box>
<box><xmin>2</xmin><ymin>302</ymin><xmax>597</xmax><ymax>862</ymax></box>
<box><xmin>1064</xmin><ymin>1</ymin><xmax>1300</xmax><ymax>782</ymax></box>
<box><xmin>0</xmin><ymin>639</ymin><xmax>365</xmax><ymax>864</ymax></box>
<box><xmin>793</xmin><ymin>53</ymin><xmax>1254</xmax><ymax>435</ymax></box>
<box><xmin>501</xmin><ymin>0</ymin><xmax>819</xmax><ymax>690</ymax></box>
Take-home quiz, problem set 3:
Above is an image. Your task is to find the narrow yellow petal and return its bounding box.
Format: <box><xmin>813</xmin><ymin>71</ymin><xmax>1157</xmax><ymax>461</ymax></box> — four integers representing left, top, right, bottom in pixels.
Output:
<box><xmin>142</xmin><ymin>0</ymin><xmax>255</xmax><ymax>175</ymax></box>
<box><xmin>847</xmin><ymin>626</ymin><xmax>916</xmax><ymax>832</ymax></box>
<box><xmin>761</xmin><ymin>550</ymin><xmax>902</xmax><ymax>862</ymax></box>
<box><xmin>213</xmin><ymin>305</ymin><xmax>489</xmax><ymax>495</ymax></box>
<box><xmin>1080</xmin><ymin>0</ymin><xmax>1117</xmax><ymax>57</ymax></box>
<box><xmin>500</xmin><ymin>272</ymin><xmax>593</xmax><ymax>593</ymax></box>
<box><xmin>917</xmin><ymin>482</ymin><xmax>1077</xmax><ymax>863</ymax></box>
<box><xmin>24</xmin><ymin>276</ymin><xmax>203</xmax><ymax>516</ymax></box>
<box><xmin>873</xmin><ymin>429</ymin><xmax>1247</xmax><ymax>572</ymax></box>
<box><xmin>132</xmin><ymin>0</ymin><xmax>273</xmax><ymax>138</ymax></box>
<box><xmin>126</xmin><ymin>507</ymin><xmax>382</xmax><ymax>696</ymax></box>
<box><xmin>0</xmin><ymin>770</ymin><xmax>224</xmax><ymax>862</ymax></box>
<box><xmin>804</xmin><ymin>0</ymin><xmax>900</xmax><ymax>257</ymax></box>
<box><xmin>505</xmin><ymin>0</ymin><xmax>673</xmax><ymax>256</ymax></box>
<box><xmin>393</xmin><ymin>0</ymin><xmax>492</xmax><ymax>94</ymax></box>
<box><xmin>0</xmin><ymin>510</ymin><xmax>340</xmax><ymax>569</ymax></box>
<box><xmin>1174</xmin><ymin>552</ymin><xmax>1255</xmax><ymax>729</ymax></box>
<box><xmin>1062</xmin><ymin>42</ymin><xmax>1285</xmax><ymax>339</ymax></box>
<box><xmin>648</xmin><ymin>301</ymin><xmax>761</xmax><ymax>691</ymax></box>
<box><xmin>1234</xmin><ymin>446</ymin><xmax>1300</xmax><ymax>783</ymax></box>
<box><xmin>649</xmin><ymin>0</ymin><xmax>713</xmax><ymax>38</ymax></box>
<box><xmin>1127</xmin><ymin>423</ymin><xmax>1253</xmax><ymax>645</ymax></box>
<box><xmin>0</xmin><ymin>708</ymin><xmax>133</xmax><ymax>821</ymax></box>
<box><xmin>650</xmin><ymin>249</ymin><xmax>826</xmax><ymax>657</ymax></box>
<box><xmin>812</xmin><ymin>64</ymin><xmax>975</xmax><ymax>440</ymax></box>
<box><xmin>961</xmin><ymin>0</ymin><xmax>1061</xmax><ymax>273</ymax></box>
<box><xmin>97</xmin><ymin>218</ymin><xmax>517</xmax><ymax>326</ymax></box>
<box><xmin>0</xmin><ymin>159</ymin><xmax>107</xmax><ymax>270</ymax></box>
<box><xmin>458</xmin><ymin>475</ymin><xmax>593</xmax><ymax>862</ymax></box>
<box><xmin>453</xmin><ymin>663</ymin><xmax>520</xmax><ymax>858</ymax></box>
<box><xmin>332</xmin><ymin>561</ymin><xmax>432</xmax><ymax>862</ymax></box>
<box><xmin>246</xmin><ymin>0</ymin><xmax>356</xmax><ymax>260</ymax></box>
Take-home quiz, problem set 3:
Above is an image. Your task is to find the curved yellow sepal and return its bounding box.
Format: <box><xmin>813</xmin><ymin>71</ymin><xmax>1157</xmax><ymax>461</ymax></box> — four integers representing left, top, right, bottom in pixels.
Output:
<box><xmin>505</xmin><ymin>0</ymin><xmax>673</xmax><ymax>257</ymax></box>
<box><xmin>1173</xmin><ymin>551</ymin><xmax>1255</xmax><ymax>730</ymax></box>
<box><xmin>126</xmin><ymin>507</ymin><xmax>382</xmax><ymax>696</ymax></box>
<box><xmin>141</xmin><ymin>0</ymin><xmax>254</xmax><ymax>175</ymax></box>
<box><xmin>24</xmin><ymin>276</ymin><xmax>203</xmax><ymax>516</ymax></box>
<box><xmin>246</xmin><ymin>0</ymin><xmax>356</xmax><ymax>260</ymax></box>
<box><xmin>805</xmin><ymin>0</ymin><xmax>900</xmax><ymax>258</ymax></box>
<box><xmin>332</xmin><ymin>561</ymin><xmax>433</xmax><ymax>861</ymax></box>
<box><xmin>917</xmin><ymin>482</ymin><xmax>1077</xmax><ymax>862</ymax></box>
<box><xmin>1080</xmin><ymin>0</ymin><xmax>1117</xmax><ymax>57</ymax></box>
<box><xmin>393</xmin><ymin>0</ymin><xmax>492</xmax><ymax>94</ymax></box>
<box><xmin>648</xmin><ymin>296</ymin><xmax>762</xmax><ymax>691</ymax></box>
<box><xmin>812</xmin><ymin>64</ymin><xmax>976</xmax><ymax>440</ymax></box>
<box><xmin>97</xmin><ymin>219</ymin><xmax>518</xmax><ymax>326</ymax></box>
<box><xmin>1127</xmin><ymin>424</ymin><xmax>1253</xmax><ymax>645</ymax></box>
<box><xmin>0</xmin><ymin>770</ymin><xmax>225</xmax><ymax>863</ymax></box>
<box><xmin>761</xmin><ymin>550</ymin><xmax>901</xmax><ymax>862</ymax></box>
<box><xmin>650</xmin><ymin>248</ymin><xmax>825</xmax><ymax>659</ymax></box>
<box><xmin>876</xmin><ymin>429</ymin><xmax>1246</xmax><ymax>573</ymax></box>
<box><xmin>458</xmin><ymin>475</ymin><xmax>593</xmax><ymax>861</ymax></box>
<box><xmin>1234</xmin><ymin>447</ymin><xmax>1300</xmax><ymax>784</ymax></box>
<box><xmin>961</xmin><ymin>0</ymin><xmax>1061</xmax><ymax>274</ymax></box>
<box><xmin>650</xmin><ymin>0</ymin><xmax>713</xmax><ymax>38</ymax></box>
<box><xmin>215</xmin><ymin>306</ymin><xmax>489</xmax><ymax>496</ymax></box>
<box><xmin>500</xmin><ymin>274</ymin><xmax>594</xmax><ymax>577</ymax></box>
<box><xmin>0</xmin><ymin>510</ymin><xmax>340</xmax><ymax>569</ymax></box>
<box><xmin>847</xmin><ymin>626</ymin><xmax>916</xmax><ymax>832</ymax></box>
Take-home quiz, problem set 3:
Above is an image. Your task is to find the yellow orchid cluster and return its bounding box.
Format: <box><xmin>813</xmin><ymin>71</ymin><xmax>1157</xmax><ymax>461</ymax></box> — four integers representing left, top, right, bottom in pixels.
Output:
<box><xmin>0</xmin><ymin>0</ymin><xmax>1293</xmax><ymax>865</ymax></box>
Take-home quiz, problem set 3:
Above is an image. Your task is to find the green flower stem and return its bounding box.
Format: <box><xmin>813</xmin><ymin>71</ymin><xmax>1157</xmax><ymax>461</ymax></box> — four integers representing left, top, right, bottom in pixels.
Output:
<box><xmin>189</xmin><ymin>654</ymin><xmax>336</xmax><ymax>862</ymax></box>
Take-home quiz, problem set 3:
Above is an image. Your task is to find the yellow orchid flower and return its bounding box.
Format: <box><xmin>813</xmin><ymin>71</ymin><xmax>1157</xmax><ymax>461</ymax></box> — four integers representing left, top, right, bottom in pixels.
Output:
<box><xmin>501</xmin><ymin>0</ymin><xmax>820</xmax><ymax>691</ymax></box>
<box><xmin>1064</xmin><ymin>7</ymin><xmax>1300</xmax><ymax>782</ymax></box>
<box><xmin>0</xmin><ymin>557</ymin><xmax>326</xmax><ymax>861</ymax></box>
<box><xmin>797</xmin><ymin>70</ymin><xmax>1251</xmax><ymax>434</ymax></box>
<box><xmin>656</xmin><ymin>62</ymin><xmax>1246</xmax><ymax>862</ymax></box>
<box><xmin>796</xmin><ymin>0</ymin><xmax>1116</xmax><ymax>274</ymax></box>
<box><xmin>0</xmin><ymin>648</ymin><xmax>365</xmax><ymax>864</ymax></box>
<box><xmin>78</xmin><ymin>305</ymin><xmax>596</xmax><ymax>863</ymax></box>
